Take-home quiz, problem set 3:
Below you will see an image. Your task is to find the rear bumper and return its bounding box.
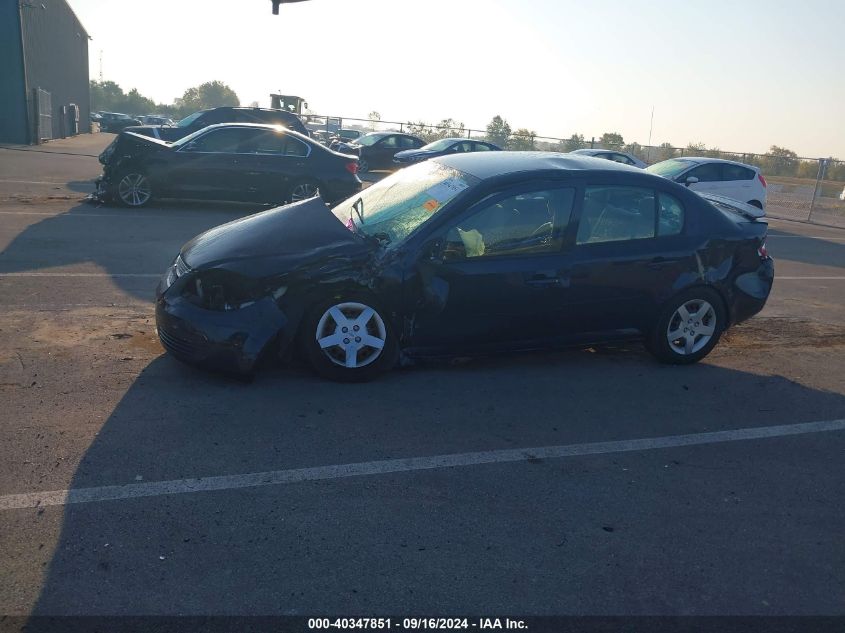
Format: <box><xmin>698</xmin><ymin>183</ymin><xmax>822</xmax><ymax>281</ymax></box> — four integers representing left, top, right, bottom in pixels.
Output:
<box><xmin>731</xmin><ymin>258</ymin><xmax>774</xmax><ymax>324</ymax></box>
<box><xmin>321</xmin><ymin>178</ymin><xmax>362</xmax><ymax>204</ymax></box>
<box><xmin>155</xmin><ymin>292</ymin><xmax>288</xmax><ymax>375</ymax></box>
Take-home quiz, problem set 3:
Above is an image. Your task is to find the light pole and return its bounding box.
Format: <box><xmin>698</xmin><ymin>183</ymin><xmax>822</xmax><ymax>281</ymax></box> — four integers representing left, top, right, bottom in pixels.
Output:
<box><xmin>271</xmin><ymin>0</ymin><xmax>310</xmax><ymax>14</ymax></box>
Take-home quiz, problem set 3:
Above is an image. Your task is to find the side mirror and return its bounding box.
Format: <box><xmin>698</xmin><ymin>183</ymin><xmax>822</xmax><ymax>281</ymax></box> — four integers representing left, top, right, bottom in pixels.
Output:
<box><xmin>684</xmin><ymin>176</ymin><xmax>699</xmax><ymax>187</ymax></box>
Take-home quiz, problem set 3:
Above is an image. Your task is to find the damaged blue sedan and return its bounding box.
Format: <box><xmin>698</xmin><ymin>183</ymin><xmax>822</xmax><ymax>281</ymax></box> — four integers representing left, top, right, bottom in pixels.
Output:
<box><xmin>155</xmin><ymin>153</ymin><xmax>774</xmax><ymax>381</ymax></box>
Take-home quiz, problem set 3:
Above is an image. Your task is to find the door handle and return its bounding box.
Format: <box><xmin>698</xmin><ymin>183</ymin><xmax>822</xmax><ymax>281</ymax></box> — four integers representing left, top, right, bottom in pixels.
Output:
<box><xmin>647</xmin><ymin>256</ymin><xmax>681</xmax><ymax>270</ymax></box>
<box><xmin>525</xmin><ymin>271</ymin><xmax>561</xmax><ymax>287</ymax></box>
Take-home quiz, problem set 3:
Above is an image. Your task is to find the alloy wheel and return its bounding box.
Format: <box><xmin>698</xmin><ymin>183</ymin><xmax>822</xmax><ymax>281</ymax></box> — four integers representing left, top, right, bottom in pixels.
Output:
<box><xmin>666</xmin><ymin>299</ymin><xmax>717</xmax><ymax>355</ymax></box>
<box><xmin>315</xmin><ymin>302</ymin><xmax>387</xmax><ymax>369</ymax></box>
<box><xmin>290</xmin><ymin>182</ymin><xmax>319</xmax><ymax>202</ymax></box>
<box><xmin>117</xmin><ymin>173</ymin><xmax>151</xmax><ymax>207</ymax></box>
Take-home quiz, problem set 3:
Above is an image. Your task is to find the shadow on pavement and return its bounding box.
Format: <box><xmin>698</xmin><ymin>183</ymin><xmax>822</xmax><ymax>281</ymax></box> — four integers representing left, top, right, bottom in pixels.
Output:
<box><xmin>768</xmin><ymin>227</ymin><xmax>845</xmax><ymax>269</ymax></box>
<box><xmin>0</xmin><ymin>201</ymin><xmax>261</xmax><ymax>301</ymax></box>
<box><xmin>25</xmin><ymin>350</ymin><xmax>845</xmax><ymax>615</ymax></box>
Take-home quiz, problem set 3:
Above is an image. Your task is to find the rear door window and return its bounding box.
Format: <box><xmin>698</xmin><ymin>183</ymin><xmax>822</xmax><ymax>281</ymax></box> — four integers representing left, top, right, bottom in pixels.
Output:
<box><xmin>723</xmin><ymin>164</ymin><xmax>755</xmax><ymax>180</ymax></box>
<box><xmin>576</xmin><ymin>186</ymin><xmax>656</xmax><ymax>244</ymax></box>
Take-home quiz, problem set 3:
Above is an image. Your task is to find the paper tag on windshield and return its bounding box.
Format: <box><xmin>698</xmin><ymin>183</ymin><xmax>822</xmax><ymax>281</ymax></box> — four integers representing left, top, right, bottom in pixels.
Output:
<box><xmin>423</xmin><ymin>199</ymin><xmax>439</xmax><ymax>212</ymax></box>
<box><xmin>426</xmin><ymin>178</ymin><xmax>469</xmax><ymax>203</ymax></box>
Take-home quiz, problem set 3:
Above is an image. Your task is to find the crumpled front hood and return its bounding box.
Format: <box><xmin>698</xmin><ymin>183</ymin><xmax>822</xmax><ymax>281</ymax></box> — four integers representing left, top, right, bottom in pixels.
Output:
<box><xmin>180</xmin><ymin>197</ymin><xmax>370</xmax><ymax>276</ymax></box>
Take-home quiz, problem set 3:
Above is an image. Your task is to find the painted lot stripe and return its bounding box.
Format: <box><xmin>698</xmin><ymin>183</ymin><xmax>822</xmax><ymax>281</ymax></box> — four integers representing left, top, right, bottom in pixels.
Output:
<box><xmin>768</xmin><ymin>236</ymin><xmax>845</xmax><ymax>240</ymax></box>
<box><xmin>0</xmin><ymin>179</ymin><xmax>75</xmax><ymax>186</ymax></box>
<box><xmin>0</xmin><ymin>272</ymin><xmax>159</xmax><ymax>278</ymax></box>
<box><xmin>0</xmin><ymin>211</ymin><xmax>245</xmax><ymax>219</ymax></box>
<box><xmin>1</xmin><ymin>418</ymin><xmax>843</xmax><ymax>511</ymax></box>
<box><xmin>776</xmin><ymin>276</ymin><xmax>845</xmax><ymax>280</ymax></box>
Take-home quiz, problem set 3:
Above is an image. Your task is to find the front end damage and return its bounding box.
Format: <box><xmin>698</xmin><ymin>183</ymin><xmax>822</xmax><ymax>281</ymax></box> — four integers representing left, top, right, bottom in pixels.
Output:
<box><xmin>154</xmin><ymin>198</ymin><xmax>378</xmax><ymax>375</ymax></box>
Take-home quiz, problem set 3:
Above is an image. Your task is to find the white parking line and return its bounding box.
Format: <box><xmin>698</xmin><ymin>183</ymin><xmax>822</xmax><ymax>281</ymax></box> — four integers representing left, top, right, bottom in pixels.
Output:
<box><xmin>1</xmin><ymin>418</ymin><xmax>843</xmax><ymax>511</ymax></box>
<box><xmin>776</xmin><ymin>277</ymin><xmax>845</xmax><ymax>280</ymax></box>
<box><xmin>768</xmin><ymin>236</ymin><xmax>845</xmax><ymax>240</ymax></box>
<box><xmin>0</xmin><ymin>272</ymin><xmax>159</xmax><ymax>278</ymax></box>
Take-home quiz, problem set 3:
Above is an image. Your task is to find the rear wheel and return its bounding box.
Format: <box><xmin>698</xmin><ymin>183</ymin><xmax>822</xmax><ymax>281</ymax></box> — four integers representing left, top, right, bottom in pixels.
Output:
<box><xmin>289</xmin><ymin>180</ymin><xmax>320</xmax><ymax>203</ymax></box>
<box><xmin>647</xmin><ymin>287</ymin><xmax>726</xmax><ymax>364</ymax></box>
<box><xmin>357</xmin><ymin>158</ymin><xmax>370</xmax><ymax>174</ymax></box>
<box><xmin>300</xmin><ymin>299</ymin><xmax>398</xmax><ymax>382</ymax></box>
<box><xmin>115</xmin><ymin>172</ymin><xmax>152</xmax><ymax>208</ymax></box>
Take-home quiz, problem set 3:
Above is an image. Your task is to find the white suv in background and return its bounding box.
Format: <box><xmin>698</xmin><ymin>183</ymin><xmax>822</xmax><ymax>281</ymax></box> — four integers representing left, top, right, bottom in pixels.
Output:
<box><xmin>646</xmin><ymin>157</ymin><xmax>767</xmax><ymax>210</ymax></box>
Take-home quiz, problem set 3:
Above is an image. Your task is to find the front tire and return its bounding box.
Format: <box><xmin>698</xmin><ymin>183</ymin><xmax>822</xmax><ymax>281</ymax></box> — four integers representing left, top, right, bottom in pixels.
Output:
<box><xmin>300</xmin><ymin>298</ymin><xmax>399</xmax><ymax>382</ymax></box>
<box><xmin>115</xmin><ymin>172</ymin><xmax>152</xmax><ymax>208</ymax></box>
<box><xmin>357</xmin><ymin>158</ymin><xmax>370</xmax><ymax>174</ymax></box>
<box><xmin>647</xmin><ymin>287</ymin><xmax>726</xmax><ymax>365</ymax></box>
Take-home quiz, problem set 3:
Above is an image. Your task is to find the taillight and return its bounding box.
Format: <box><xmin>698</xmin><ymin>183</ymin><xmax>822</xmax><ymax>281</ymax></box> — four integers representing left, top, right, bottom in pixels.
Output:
<box><xmin>758</xmin><ymin>173</ymin><xmax>767</xmax><ymax>187</ymax></box>
<box><xmin>345</xmin><ymin>162</ymin><xmax>359</xmax><ymax>175</ymax></box>
<box><xmin>758</xmin><ymin>240</ymin><xmax>769</xmax><ymax>260</ymax></box>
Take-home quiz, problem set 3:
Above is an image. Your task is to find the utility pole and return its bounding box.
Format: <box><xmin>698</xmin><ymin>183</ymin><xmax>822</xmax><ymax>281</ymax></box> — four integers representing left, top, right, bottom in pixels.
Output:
<box><xmin>99</xmin><ymin>49</ymin><xmax>103</xmax><ymax>82</ymax></box>
<box><xmin>646</xmin><ymin>105</ymin><xmax>654</xmax><ymax>162</ymax></box>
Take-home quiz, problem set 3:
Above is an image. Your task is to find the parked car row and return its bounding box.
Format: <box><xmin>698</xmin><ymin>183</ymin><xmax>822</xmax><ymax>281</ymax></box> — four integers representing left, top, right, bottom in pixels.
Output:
<box><xmin>94</xmin><ymin>105</ymin><xmax>770</xmax><ymax>215</ymax></box>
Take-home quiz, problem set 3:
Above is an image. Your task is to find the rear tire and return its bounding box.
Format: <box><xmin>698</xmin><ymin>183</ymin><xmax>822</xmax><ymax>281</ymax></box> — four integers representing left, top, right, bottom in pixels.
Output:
<box><xmin>288</xmin><ymin>180</ymin><xmax>320</xmax><ymax>203</ymax></box>
<box><xmin>647</xmin><ymin>287</ymin><xmax>726</xmax><ymax>365</ymax></box>
<box><xmin>300</xmin><ymin>297</ymin><xmax>399</xmax><ymax>382</ymax></box>
<box><xmin>357</xmin><ymin>159</ymin><xmax>370</xmax><ymax>174</ymax></box>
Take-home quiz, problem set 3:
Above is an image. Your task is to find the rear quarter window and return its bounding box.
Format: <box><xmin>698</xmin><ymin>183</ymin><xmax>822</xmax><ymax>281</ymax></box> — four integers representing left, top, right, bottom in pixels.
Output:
<box><xmin>723</xmin><ymin>164</ymin><xmax>755</xmax><ymax>181</ymax></box>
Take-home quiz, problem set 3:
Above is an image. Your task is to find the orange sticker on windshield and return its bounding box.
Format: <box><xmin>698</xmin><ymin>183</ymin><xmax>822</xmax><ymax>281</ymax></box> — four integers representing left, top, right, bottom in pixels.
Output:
<box><xmin>424</xmin><ymin>199</ymin><xmax>439</xmax><ymax>212</ymax></box>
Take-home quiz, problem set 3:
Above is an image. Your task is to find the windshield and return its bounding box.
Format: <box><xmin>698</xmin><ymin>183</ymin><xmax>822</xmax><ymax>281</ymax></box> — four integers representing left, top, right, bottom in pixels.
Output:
<box><xmin>421</xmin><ymin>139</ymin><xmax>455</xmax><ymax>152</ymax></box>
<box><xmin>331</xmin><ymin>161</ymin><xmax>479</xmax><ymax>246</ymax></box>
<box><xmin>354</xmin><ymin>133</ymin><xmax>388</xmax><ymax>147</ymax></box>
<box><xmin>177</xmin><ymin>110</ymin><xmax>207</xmax><ymax>128</ymax></box>
<box><xmin>646</xmin><ymin>158</ymin><xmax>695</xmax><ymax>178</ymax></box>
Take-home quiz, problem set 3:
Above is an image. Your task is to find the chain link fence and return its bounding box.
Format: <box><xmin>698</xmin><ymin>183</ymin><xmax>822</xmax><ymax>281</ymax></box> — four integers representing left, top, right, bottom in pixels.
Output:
<box><xmin>302</xmin><ymin>114</ymin><xmax>845</xmax><ymax>227</ymax></box>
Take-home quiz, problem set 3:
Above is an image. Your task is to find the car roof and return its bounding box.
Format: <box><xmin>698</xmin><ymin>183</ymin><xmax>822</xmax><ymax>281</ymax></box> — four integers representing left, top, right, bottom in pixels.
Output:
<box><xmin>668</xmin><ymin>156</ymin><xmax>759</xmax><ymax>169</ymax></box>
<box><xmin>435</xmin><ymin>151</ymin><xmax>643</xmax><ymax>179</ymax></box>
<box><xmin>191</xmin><ymin>122</ymin><xmax>311</xmax><ymax>141</ymax></box>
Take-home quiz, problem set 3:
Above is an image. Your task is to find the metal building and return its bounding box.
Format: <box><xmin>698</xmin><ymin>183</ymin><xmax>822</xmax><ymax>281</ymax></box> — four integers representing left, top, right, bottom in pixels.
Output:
<box><xmin>0</xmin><ymin>0</ymin><xmax>90</xmax><ymax>144</ymax></box>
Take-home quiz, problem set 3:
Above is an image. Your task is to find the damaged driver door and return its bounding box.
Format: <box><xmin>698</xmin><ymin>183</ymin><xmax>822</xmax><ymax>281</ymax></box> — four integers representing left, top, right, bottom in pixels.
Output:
<box><xmin>405</xmin><ymin>184</ymin><xmax>579</xmax><ymax>355</ymax></box>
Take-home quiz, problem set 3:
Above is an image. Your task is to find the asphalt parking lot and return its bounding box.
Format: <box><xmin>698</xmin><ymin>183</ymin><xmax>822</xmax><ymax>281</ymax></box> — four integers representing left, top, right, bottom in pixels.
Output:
<box><xmin>1</xmin><ymin>134</ymin><xmax>844</xmax><ymax>618</ymax></box>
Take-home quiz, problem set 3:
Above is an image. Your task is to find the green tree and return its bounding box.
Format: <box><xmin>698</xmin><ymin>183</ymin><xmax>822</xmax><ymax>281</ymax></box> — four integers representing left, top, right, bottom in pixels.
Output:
<box><xmin>89</xmin><ymin>80</ymin><xmax>126</xmax><ymax>112</ymax></box>
<box><xmin>562</xmin><ymin>133</ymin><xmax>585</xmax><ymax>152</ymax></box>
<box><xmin>123</xmin><ymin>88</ymin><xmax>155</xmax><ymax>116</ymax></box>
<box><xmin>485</xmin><ymin>115</ymin><xmax>511</xmax><ymax>148</ymax></box>
<box><xmin>600</xmin><ymin>132</ymin><xmax>624</xmax><ymax>148</ymax></box>
<box><xmin>175</xmin><ymin>80</ymin><xmax>240</xmax><ymax>117</ymax></box>
<box><xmin>623</xmin><ymin>141</ymin><xmax>644</xmax><ymax>161</ymax></box>
<box><xmin>651</xmin><ymin>142</ymin><xmax>677</xmax><ymax>163</ymax></box>
<box><xmin>764</xmin><ymin>145</ymin><xmax>799</xmax><ymax>176</ymax></box>
<box><xmin>509</xmin><ymin>128</ymin><xmax>537</xmax><ymax>151</ymax></box>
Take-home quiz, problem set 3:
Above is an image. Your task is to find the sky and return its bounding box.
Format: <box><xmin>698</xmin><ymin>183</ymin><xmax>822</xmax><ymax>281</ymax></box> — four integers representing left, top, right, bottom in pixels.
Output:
<box><xmin>67</xmin><ymin>0</ymin><xmax>845</xmax><ymax>158</ymax></box>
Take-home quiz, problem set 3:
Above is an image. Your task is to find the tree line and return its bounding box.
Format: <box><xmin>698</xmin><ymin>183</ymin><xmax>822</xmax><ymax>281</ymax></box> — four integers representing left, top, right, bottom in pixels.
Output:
<box><xmin>407</xmin><ymin>114</ymin><xmax>843</xmax><ymax>182</ymax></box>
<box><xmin>90</xmin><ymin>80</ymin><xmax>242</xmax><ymax>121</ymax></box>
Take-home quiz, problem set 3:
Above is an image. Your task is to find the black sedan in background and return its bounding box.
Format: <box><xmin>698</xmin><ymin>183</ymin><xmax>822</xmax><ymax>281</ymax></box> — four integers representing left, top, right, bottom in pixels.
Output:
<box><xmin>97</xmin><ymin>123</ymin><xmax>361</xmax><ymax>208</ymax></box>
<box><xmin>334</xmin><ymin>132</ymin><xmax>425</xmax><ymax>172</ymax></box>
<box><xmin>125</xmin><ymin>106</ymin><xmax>309</xmax><ymax>142</ymax></box>
<box><xmin>155</xmin><ymin>152</ymin><xmax>773</xmax><ymax>382</ymax></box>
<box><xmin>97</xmin><ymin>112</ymin><xmax>142</xmax><ymax>133</ymax></box>
<box><xmin>393</xmin><ymin>137</ymin><xmax>501</xmax><ymax>166</ymax></box>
